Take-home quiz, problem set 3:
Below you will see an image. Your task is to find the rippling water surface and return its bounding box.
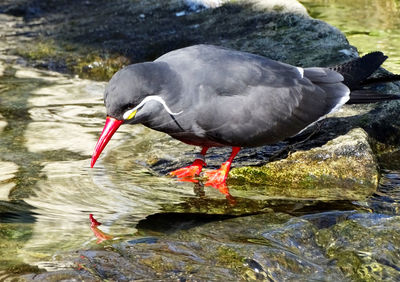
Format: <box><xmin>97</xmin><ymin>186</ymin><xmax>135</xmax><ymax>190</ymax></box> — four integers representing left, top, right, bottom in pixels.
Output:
<box><xmin>0</xmin><ymin>36</ymin><xmax>246</xmax><ymax>270</ymax></box>
<box><xmin>0</xmin><ymin>62</ymin><xmax>203</xmax><ymax>270</ymax></box>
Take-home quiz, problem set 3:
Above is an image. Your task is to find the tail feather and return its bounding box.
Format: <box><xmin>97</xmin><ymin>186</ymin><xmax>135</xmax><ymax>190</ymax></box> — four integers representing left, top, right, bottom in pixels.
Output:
<box><xmin>330</xmin><ymin>52</ymin><xmax>400</xmax><ymax>103</ymax></box>
<box><xmin>360</xmin><ymin>73</ymin><xmax>400</xmax><ymax>86</ymax></box>
<box><xmin>329</xmin><ymin>51</ymin><xmax>388</xmax><ymax>90</ymax></box>
<box><xmin>348</xmin><ymin>90</ymin><xmax>400</xmax><ymax>104</ymax></box>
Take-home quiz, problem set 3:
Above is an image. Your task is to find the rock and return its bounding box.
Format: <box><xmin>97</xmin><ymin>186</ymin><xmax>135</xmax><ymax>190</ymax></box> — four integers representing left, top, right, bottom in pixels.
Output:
<box><xmin>21</xmin><ymin>270</ymin><xmax>95</xmax><ymax>281</ymax></box>
<box><xmin>0</xmin><ymin>221</ymin><xmax>39</xmax><ymax>276</ymax></box>
<box><xmin>185</xmin><ymin>0</ymin><xmax>228</xmax><ymax>9</ymax></box>
<box><xmin>186</xmin><ymin>0</ymin><xmax>308</xmax><ymax>15</ymax></box>
<box><xmin>363</xmin><ymin>99</ymin><xmax>400</xmax><ymax>153</ymax></box>
<box><xmin>229</xmin><ymin>128</ymin><xmax>378</xmax><ymax>200</ymax></box>
<box><xmin>1</xmin><ymin>0</ymin><xmax>355</xmax><ymax>78</ymax></box>
<box><xmin>250</xmin><ymin>0</ymin><xmax>308</xmax><ymax>15</ymax></box>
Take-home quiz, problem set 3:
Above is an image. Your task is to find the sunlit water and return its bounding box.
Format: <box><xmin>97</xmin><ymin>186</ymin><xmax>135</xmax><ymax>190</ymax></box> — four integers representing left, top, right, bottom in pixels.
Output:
<box><xmin>300</xmin><ymin>0</ymin><xmax>400</xmax><ymax>73</ymax></box>
<box><xmin>0</xmin><ymin>64</ymin><xmax>195</xmax><ymax>268</ymax></box>
<box><xmin>0</xmin><ymin>15</ymin><xmax>257</xmax><ymax>271</ymax></box>
<box><xmin>1</xmin><ymin>2</ymin><xmax>400</xmax><ymax>277</ymax></box>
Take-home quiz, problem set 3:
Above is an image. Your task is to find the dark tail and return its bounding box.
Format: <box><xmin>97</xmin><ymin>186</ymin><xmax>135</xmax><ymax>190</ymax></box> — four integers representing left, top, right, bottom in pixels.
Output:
<box><xmin>329</xmin><ymin>52</ymin><xmax>400</xmax><ymax>104</ymax></box>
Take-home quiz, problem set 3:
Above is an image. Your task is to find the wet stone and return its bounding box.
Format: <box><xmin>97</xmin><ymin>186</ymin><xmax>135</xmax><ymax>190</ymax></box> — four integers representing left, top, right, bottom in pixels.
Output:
<box><xmin>0</xmin><ymin>0</ymin><xmax>355</xmax><ymax>79</ymax></box>
<box><xmin>229</xmin><ymin>128</ymin><xmax>378</xmax><ymax>200</ymax></box>
<box><xmin>30</xmin><ymin>212</ymin><xmax>350</xmax><ymax>281</ymax></box>
<box><xmin>25</xmin><ymin>211</ymin><xmax>400</xmax><ymax>281</ymax></box>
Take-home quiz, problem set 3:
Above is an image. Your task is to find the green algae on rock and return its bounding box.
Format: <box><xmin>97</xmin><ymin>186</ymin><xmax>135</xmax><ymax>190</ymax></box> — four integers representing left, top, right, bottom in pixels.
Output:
<box><xmin>0</xmin><ymin>222</ymin><xmax>41</xmax><ymax>275</ymax></box>
<box><xmin>229</xmin><ymin>128</ymin><xmax>378</xmax><ymax>200</ymax></box>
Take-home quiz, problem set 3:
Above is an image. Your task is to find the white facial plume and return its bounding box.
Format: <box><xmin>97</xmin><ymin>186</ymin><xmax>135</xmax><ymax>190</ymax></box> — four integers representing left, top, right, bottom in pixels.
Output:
<box><xmin>123</xmin><ymin>95</ymin><xmax>183</xmax><ymax>120</ymax></box>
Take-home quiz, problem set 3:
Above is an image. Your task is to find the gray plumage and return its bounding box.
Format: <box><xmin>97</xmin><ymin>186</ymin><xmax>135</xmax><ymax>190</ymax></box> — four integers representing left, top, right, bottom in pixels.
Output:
<box><xmin>104</xmin><ymin>44</ymin><xmax>350</xmax><ymax>147</ymax></box>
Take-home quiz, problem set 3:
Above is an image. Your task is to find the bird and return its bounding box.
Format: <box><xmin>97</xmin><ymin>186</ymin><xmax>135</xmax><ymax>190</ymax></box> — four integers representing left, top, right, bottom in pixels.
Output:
<box><xmin>90</xmin><ymin>44</ymin><xmax>400</xmax><ymax>188</ymax></box>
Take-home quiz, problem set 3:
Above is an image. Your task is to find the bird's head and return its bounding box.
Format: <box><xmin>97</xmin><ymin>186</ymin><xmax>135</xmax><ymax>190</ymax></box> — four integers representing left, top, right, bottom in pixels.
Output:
<box><xmin>90</xmin><ymin>62</ymin><xmax>181</xmax><ymax>168</ymax></box>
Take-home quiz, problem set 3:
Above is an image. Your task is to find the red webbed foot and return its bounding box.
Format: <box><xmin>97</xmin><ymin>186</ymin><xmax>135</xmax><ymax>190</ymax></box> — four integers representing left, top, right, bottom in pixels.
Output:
<box><xmin>203</xmin><ymin>147</ymin><xmax>240</xmax><ymax>204</ymax></box>
<box><xmin>169</xmin><ymin>147</ymin><xmax>209</xmax><ymax>181</ymax></box>
<box><xmin>169</xmin><ymin>159</ymin><xmax>206</xmax><ymax>179</ymax></box>
<box><xmin>204</xmin><ymin>147</ymin><xmax>240</xmax><ymax>186</ymax></box>
<box><xmin>204</xmin><ymin>161</ymin><xmax>230</xmax><ymax>187</ymax></box>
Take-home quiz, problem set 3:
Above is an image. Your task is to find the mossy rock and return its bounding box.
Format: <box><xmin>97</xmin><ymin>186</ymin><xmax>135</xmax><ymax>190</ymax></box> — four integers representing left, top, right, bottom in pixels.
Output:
<box><xmin>229</xmin><ymin>128</ymin><xmax>378</xmax><ymax>200</ymax></box>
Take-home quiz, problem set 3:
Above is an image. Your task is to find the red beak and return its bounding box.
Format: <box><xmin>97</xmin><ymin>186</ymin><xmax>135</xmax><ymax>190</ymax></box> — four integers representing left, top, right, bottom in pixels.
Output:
<box><xmin>91</xmin><ymin>116</ymin><xmax>124</xmax><ymax>168</ymax></box>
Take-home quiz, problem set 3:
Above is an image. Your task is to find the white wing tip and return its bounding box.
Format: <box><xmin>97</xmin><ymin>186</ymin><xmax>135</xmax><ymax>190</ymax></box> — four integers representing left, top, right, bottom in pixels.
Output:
<box><xmin>296</xmin><ymin>67</ymin><xmax>304</xmax><ymax>78</ymax></box>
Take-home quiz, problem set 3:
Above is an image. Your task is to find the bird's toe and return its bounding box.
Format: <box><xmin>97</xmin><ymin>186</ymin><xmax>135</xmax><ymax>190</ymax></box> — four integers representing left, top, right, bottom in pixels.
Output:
<box><xmin>204</xmin><ymin>169</ymin><xmax>228</xmax><ymax>187</ymax></box>
<box><xmin>169</xmin><ymin>159</ymin><xmax>206</xmax><ymax>178</ymax></box>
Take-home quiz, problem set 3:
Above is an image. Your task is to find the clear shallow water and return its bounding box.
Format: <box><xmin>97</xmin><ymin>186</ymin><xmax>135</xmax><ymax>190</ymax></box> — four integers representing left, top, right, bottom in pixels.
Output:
<box><xmin>0</xmin><ymin>2</ymin><xmax>400</xmax><ymax>278</ymax></box>
<box><xmin>0</xmin><ymin>63</ymin><xmax>193</xmax><ymax>270</ymax></box>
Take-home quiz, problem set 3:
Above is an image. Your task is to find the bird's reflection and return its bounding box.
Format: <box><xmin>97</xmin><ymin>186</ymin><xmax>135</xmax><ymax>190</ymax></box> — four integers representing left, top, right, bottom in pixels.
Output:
<box><xmin>89</xmin><ymin>214</ymin><xmax>113</xmax><ymax>244</ymax></box>
<box><xmin>177</xmin><ymin>176</ymin><xmax>236</xmax><ymax>205</ymax></box>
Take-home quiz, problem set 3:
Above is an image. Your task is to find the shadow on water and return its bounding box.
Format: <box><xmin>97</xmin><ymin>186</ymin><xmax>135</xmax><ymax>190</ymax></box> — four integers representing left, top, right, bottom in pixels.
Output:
<box><xmin>0</xmin><ymin>200</ymin><xmax>36</xmax><ymax>223</ymax></box>
<box><xmin>136</xmin><ymin>198</ymin><xmax>359</xmax><ymax>235</ymax></box>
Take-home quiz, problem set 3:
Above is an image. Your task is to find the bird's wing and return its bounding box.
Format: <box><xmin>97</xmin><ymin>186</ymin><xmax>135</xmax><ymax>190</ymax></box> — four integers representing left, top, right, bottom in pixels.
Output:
<box><xmin>157</xmin><ymin>45</ymin><xmax>349</xmax><ymax>146</ymax></box>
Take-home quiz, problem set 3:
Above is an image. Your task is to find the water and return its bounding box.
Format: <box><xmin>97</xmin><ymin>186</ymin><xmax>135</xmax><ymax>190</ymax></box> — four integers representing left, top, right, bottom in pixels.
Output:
<box><xmin>1</xmin><ymin>2</ymin><xmax>400</xmax><ymax>279</ymax></box>
<box><xmin>0</xmin><ymin>62</ymin><xmax>215</xmax><ymax>270</ymax></box>
<box><xmin>300</xmin><ymin>0</ymin><xmax>400</xmax><ymax>73</ymax></box>
<box><xmin>0</xmin><ymin>14</ymin><xmax>252</xmax><ymax>271</ymax></box>
<box><xmin>0</xmin><ymin>13</ymin><xmax>167</xmax><ymax>269</ymax></box>
<box><xmin>0</xmin><ymin>62</ymin><xmax>268</xmax><ymax>271</ymax></box>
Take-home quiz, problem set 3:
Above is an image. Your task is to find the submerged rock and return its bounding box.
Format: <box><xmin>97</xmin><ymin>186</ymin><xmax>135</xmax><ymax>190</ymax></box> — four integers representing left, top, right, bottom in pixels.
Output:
<box><xmin>20</xmin><ymin>211</ymin><xmax>400</xmax><ymax>281</ymax></box>
<box><xmin>316</xmin><ymin>213</ymin><xmax>400</xmax><ymax>281</ymax></box>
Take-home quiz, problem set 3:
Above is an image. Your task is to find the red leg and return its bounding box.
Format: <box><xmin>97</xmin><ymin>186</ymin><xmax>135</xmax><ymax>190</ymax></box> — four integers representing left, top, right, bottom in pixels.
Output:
<box><xmin>204</xmin><ymin>147</ymin><xmax>240</xmax><ymax>187</ymax></box>
<box><xmin>169</xmin><ymin>147</ymin><xmax>209</xmax><ymax>178</ymax></box>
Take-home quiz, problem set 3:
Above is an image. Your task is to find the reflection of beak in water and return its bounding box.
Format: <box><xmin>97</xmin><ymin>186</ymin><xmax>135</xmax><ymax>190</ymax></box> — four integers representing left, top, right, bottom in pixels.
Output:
<box><xmin>177</xmin><ymin>177</ymin><xmax>236</xmax><ymax>205</ymax></box>
<box><xmin>89</xmin><ymin>214</ymin><xmax>113</xmax><ymax>244</ymax></box>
